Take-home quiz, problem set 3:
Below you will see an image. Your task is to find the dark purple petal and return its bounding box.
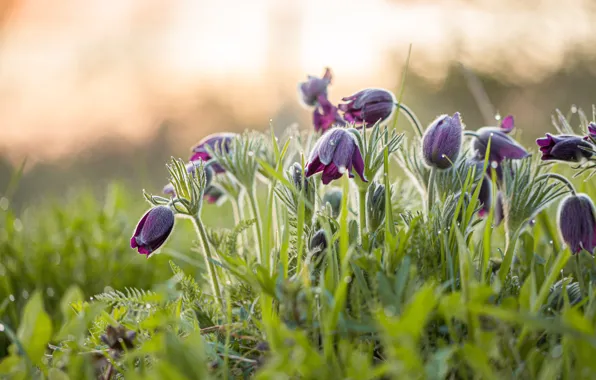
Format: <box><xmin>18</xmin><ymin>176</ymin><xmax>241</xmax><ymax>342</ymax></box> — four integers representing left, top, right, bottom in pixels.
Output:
<box><xmin>338</xmin><ymin>88</ymin><xmax>395</xmax><ymax>126</ymax></box>
<box><xmin>305</xmin><ymin>155</ymin><xmax>324</xmax><ymax>177</ymax></box>
<box><xmin>318</xmin><ymin>129</ymin><xmax>345</xmax><ymax>165</ymax></box>
<box><xmin>298</xmin><ymin>68</ymin><xmax>332</xmax><ymax>107</ymax></box>
<box><xmin>131</xmin><ymin>206</ymin><xmax>175</xmax><ymax>257</ymax></box>
<box><xmin>558</xmin><ymin>194</ymin><xmax>596</xmax><ymax>254</ymax></box>
<box><xmin>321</xmin><ymin>163</ymin><xmax>341</xmax><ymax>185</ymax></box>
<box><xmin>537</xmin><ymin>133</ymin><xmax>592</xmax><ymax>162</ymax></box>
<box><xmin>313</xmin><ymin>95</ymin><xmax>344</xmax><ymax>132</ymax></box>
<box><xmin>331</xmin><ymin>133</ymin><xmax>356</xmax><ymax>169</ymax></box>
<box><xmin>474</xmin><ymin>128</ymin><xmax>528</xmax><ymax>162</ymax></box>
<box><xmin>500</xmin><ymin>115</ymin><xmax>514</xmax><ymax>132</ymax></box>
<box><xmin>422</xmin><ymin>113</ymin><xmax>462</xmax><ymax>169</ymax></box>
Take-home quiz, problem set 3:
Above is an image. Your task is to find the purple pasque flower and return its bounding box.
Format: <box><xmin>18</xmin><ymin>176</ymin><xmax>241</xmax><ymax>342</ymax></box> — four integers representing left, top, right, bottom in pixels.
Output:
<box><xmin>472</xmin><ymin>115</ymin><xmax>529</xmax><ymax>163</ymax></box>
<box><xmin>131</xmin><ymin>206</ymin><xmax>175</xmax><ymax>257</ymax></box>
<box><xmin>190</xmin><ymin>133</ymin><xmax>235</xmax><ymax>173</ymax></box>
<box><xmin>338</xmin><ymin>88</ymin><xmax>396</xmax><ymax>127</ymax></box>
<box><xmin>305</xmin><ymin>128</ymin><xmax>366</xmax><ymax>185</ymax></box>
<box><xmin>204</xmin><ymin>185</ymin><xmax>225</xmax><ymax>204</ymax></box>
<box><xmin>313</xmin><ymin>94</ymin><xmax>345</xmax><ymax>133</ymax></box>
<box><xmin>536</xmin><ymin>134</ymin><xmax>593</xmax><ymax>162</ymax></box>
<box><xmin>422</xmin><ymin>112</ymin><xmax>463</xmax><ymax>169</ymax></box>
<box><xmin>584</xmin><ymin>122</ymin><xmax>596</xmax><ymax>142</ymax></box>
<box><xmin>558</xmin><ymin>193</ymin><xmax>596</xmax><ymax>254</ymax></box>
<box><xmin>298</xmin><ymin>67</ymin><xmax>332</xmax><ymax>108</ymax></box>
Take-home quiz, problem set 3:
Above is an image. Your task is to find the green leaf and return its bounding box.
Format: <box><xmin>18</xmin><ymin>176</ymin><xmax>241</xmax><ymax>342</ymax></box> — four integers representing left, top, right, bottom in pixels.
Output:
<box><xmin>60</xmin><ymin>285</ymin><xmax>84</xmax><ymax>321</ymax></box>
<box><xmin>16</xmin><ymin>291</ymin><xmax>52</xmax><ymax>367</ymax></box>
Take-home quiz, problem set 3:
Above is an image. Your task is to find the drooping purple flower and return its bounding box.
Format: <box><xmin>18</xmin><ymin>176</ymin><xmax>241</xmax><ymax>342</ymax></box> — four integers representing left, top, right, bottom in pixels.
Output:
<box><xmin>204</xmin><ymin>185</ymin><xmax>225</xmax><ymax>204</ymax></box>
<box><xmin>338</xmin><ymin>88</ymin><xmax>396</xmax><ymax>127</ymax></box>
<box><xmin>422</xmin><ymin>112</ymin><xmax>463</xmax><ymax>169</ymax></box>
<box><xmin>190</xmin><ymin>133</ymin><xmax>235</xmax><ymax>173</ymax></box>
<box><xmin>536</xmin><ymin>133</ymin><xmax>593</xmax><ymax>162</ymax></box>
<box><xmin>131</xmin><ymin>206</ymin><xmax>175</xmax><ymax>257</ymax></box>
<box><xmin>557</xmin><ymin>194</ymin><xmax>596</xmax><ymax>254</ymax></box>
<box><xmin>305</xmin><ymin>128</ymin><xmax>366</xmax><ymax>185</ymax></box>
<box><xmin>313</xmin><ymin>94</ymin><xmax>345</xmax><ymax>133</ymax></box>
<box><xmin>298</xmin><ymin>68</ymin><xmax>332</xmax><ymax>108</ymax></box>
<box><xmin>584</xmin><ymin>122</ymin><xmax>596</xmax><ymax>142</ymax></box>
<box><xmin>472</xmin><ymin>115</ymin><xmax>529</xmax><ymax>163</ymax></box>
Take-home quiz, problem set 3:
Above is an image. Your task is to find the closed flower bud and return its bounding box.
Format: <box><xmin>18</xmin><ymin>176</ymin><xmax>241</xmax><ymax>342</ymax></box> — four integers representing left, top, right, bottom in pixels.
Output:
<box><xmin>298</xmin><ymin>68</ymin><xmax>332</xmax><ymax>108</ymax></box>
<box><xmin>322</xmin><ymin>188</ymin><xmax>342</xmax><ymax>218</ymax></box>
<box><xmin>338</xmin><ymin>88</ymin><xmax>396</xmax><ymax>127</ymax></box>
<box><xmin>309</xmin><ymin>229</ymin><xmax>328</xmax><ymax>252</ymax></box>
<box><xmin>548</xmin><ymin>279</ymin><xmax>583</xmax><ymax>310</ymax></box>
<box><xmin>472</xmin><ymin>115</ymin><xmax>529</xmax><ymax>163</ymax></box>
<box><xmin>131</xmin><ymin>206</ymin><xmax>175</xmax><ymax>257</ymax></box>
<box><xmin>305</xmin><ymin>128</ymin><xmax>366</xmax><ymax>185</ymax></box>
<box><xmin>422</xmin><ymin>112</ymin><xmax>463</xmax><ymax>169</ymax></box>
<box><xmin>557</xmin><ymin>194</ymin><xmax>596</xmax><ymax>254</ymax></box>
<box><xmin>313</xmin><ymin>95</ymin><xmax>345</xmax><ymax>133</ymax></box>
<box><xmin>367</xmin><ymin>182</ymin><xmax>386</xmax><ymax>232</ymax></box>
<box><xmin>190</xmin><ymin>133</ymin><xmax>236</xmax><ymax>173</ymax></box>
<box><xmin>536</xmin><ymin>134</ymin><xmax>593</xmax><ymax>162</ymax></box>
<box><xmin>477</xmin><ymin>177</ymin><xmax>504</xmax><ymax>226</ymax></box>
<box><xmin>101</xmin><ymin>325</ymin><xmax>136</xmax><ymax>352</ymax></box>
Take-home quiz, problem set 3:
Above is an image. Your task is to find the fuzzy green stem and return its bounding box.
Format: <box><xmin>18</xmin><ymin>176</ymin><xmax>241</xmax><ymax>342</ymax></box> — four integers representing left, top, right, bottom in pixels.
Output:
<box><xmin>536</xmin><ymin>173</ymin><xmax>577</xmax><ymax>195</ymax></box>
<box><xmin>192</xmin><ymin>215</ymin><xmax>224</xmax><ymax>310</ymax></box>
<box><xmin>359</xmin><ymin>188</ymin><xmax>369</xmax><ymax>251</ymax></box>
<box><xmin>394</xmin><ymin>102</ymin><xmax>423</xmax><ymax>138</ymax></box>
<box><xmin>427</xmin><ymin>167</ymin><xmax>437</xmax><ymax>217</ymax></box>
<box><xmin>498</xmin><ymin>228</ymin><xmax>521</xmax><ymax>285</ymax></box>
<box><xmin>247</xmin><ymin>188</ymin><xmax>264</xmax><ymax>264</ymax></box>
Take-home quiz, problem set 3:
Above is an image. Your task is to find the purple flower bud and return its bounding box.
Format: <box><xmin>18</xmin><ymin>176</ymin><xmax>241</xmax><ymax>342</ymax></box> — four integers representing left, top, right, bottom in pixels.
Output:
<box><xmin>305</xmin><ymin>128</ymin><xmax>366</xmax><ymax>185</ymax></box>
<box><xmin>472</xmin><ymin>115</ymin><xmax>529</xmax><ymax>163</ymax></box>
<box><xmin>558</xmin><ymin>194</ymin><xmax>596</xmax><ymax>254</ymax></box>
<box><xmin>313</xmin><ymin>95</ymin><xmax>345</xmax><ymax>133</ymax></box>
<box><xmin>584</xmin><ymin>122</ymin><xmax>596</xmax><ymax>142</ymax></box>
<box><xmin>190</xmin><ymin>133</ymin><xmax>235</xmax><ymax>173</ymax></box>
<box><xmin>422</xmin><ymin>113</ymin><xmax>463</xmax><ymax>169</ymax></box>
<box><xmin>536</xmin><ymin>133</ymin><xmax>593</xmax><ymax>162</ymax></box>
<box><xmin>338</xmin><ymin>88</ymin><xmax>396</xmax><ymax>127</ymax></box>
<box><xmin>131</xmin><ymin>206</ymin><xmax>175</xmax><ymax>257</ymax></box>
<box><xmin>298</xmin><ymin>68</ymin><xmax>332</xmax><ymax>108</ymax></box>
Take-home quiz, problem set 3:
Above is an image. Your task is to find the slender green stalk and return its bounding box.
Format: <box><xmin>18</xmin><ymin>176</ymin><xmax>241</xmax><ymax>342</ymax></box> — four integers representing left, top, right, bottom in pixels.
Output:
<box><xmin>192</xmin><ymin>215</ymin><xmax>223</xmax><ymax>310</ymax></box>
<box><xmin>359</xmin><ymin>188</ymin><xmax>369</xmax><ymax>251</ymax></box>
<box><xmin>247</xmin><ymin>188</ymin><xmax>264</xmax><ymax>264</ymax></box>
<box><xmin>575</xmin><ymin>254</ymin><xmax>586</xmax><ymax>293</ymax></box>
<box><xmin>536</xmin><ymin>173</ymin><xmax>577</xmax><ymax>195</ymax></box>
<box><xmin>498</xmin><ymin>228</ymin><xmax>521</xmax><ymax>285</ymax></box>
<box><xmin>427</xmin><ymin>167</ymin><xmax>437</xmax><ymax>217</ymax></box>
<box><xmin>230</xmin><ymin>197</ymin><xmax>244</xmax><ymax>248</ymax></box>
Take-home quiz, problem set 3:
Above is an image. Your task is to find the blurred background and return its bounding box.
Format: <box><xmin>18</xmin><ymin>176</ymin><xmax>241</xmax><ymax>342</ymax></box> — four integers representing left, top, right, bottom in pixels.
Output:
<box><xmin>1</xmin><ymin>0</ymin><xmax>596</xmax><ymax>206</ymax></box>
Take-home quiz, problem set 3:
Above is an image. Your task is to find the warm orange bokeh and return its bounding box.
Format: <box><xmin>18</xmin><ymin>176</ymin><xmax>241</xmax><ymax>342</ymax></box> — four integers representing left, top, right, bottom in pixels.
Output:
<box><xmin>1</xmin><ymin>0</ymin><xmax>596</xmax><ymax>163</ymax></box>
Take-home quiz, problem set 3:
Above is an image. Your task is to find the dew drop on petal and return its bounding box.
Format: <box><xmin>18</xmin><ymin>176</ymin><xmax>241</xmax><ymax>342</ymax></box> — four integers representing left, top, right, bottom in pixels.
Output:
<box><xmin>9</xmin><ymin>294</ymin><xmax>15</xmax><ymax>302</ymax></box>
<box><xmin>495</xmin><ymin>113</ymin><xmax>501</xmax><ymax>121</ymax></box>
<box><xmin>247</xmin><ymin>151</ymin><xmax>254</xmax><ymax>157</ymax></box>
<box><xmin>571</xmin><ymin>105</ymin><xmax>578</xmax><ymax>113</ymax></box>
<box><xmin>145</xmin><ymin>303</ymin><xmax>151</xmax><ymax>309</ymax></box>
<box><xmin>338</xmin><ymin>166</ymin><xmax>347</xmax><ymax>174</ymax></box>
<box><xmin>22</xmin><ymin>290</ymin><xmax>29</xmax><ymax>299</ymax></box>
<box><xmin>0</xmin><ymin>324</ymin><xmax>4</xmax><ymax>332</ymax></box>
<box><xmin>46</xmin><ymin>288</ymin><xmax>55</xmax><ymax>298</ymax></box>
<box><xmin>90</xmin><ymin>296</ymin><xmax>94</xmax><ymax>301</ymax></box>
<box><xmin>491</xmin><ymin>161</ymin><xmax>498</xmax><ymax>169</ymax></box>
<box><xmin>344</xmin><ymin>276</ymin><xmax>352</xmax><ymax>283</ymax></box>
<box><xmin>549</xmin><ymin>240</ymin><xmax>553</xmax><ymax>245</ymax></box>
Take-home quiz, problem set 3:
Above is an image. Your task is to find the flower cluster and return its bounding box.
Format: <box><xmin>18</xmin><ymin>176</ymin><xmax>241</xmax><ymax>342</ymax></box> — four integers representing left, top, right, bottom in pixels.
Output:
<box><xmin>298</xmin><ymin>69</ymin><xmax>396</xmax><ymax>132</ymax></box>
<box><xmin>130</xmin><ymin>68</ymin><xmax>596</xmax><ymax>277</ymax></box>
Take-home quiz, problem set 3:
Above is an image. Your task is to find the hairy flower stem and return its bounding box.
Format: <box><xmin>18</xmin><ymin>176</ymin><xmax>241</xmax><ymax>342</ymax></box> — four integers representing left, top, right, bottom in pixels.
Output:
<box><xmin>499</xmin><ymin>228</ymin><xmax>521</xmax><ymax>285</ymax></box>
<box><xmin>535</xmin><ymin>173</ymin><xmax>577</xmax><ymax>195</ymax></box>
<box><xmin>394</xmin><ymin>102</ymin><xmax>423</xmax><ymax>138</ymax></box>
<box><xmin>427</xmin><ymin>167</ymin><xmax>437</xmax><ymax>218</ymax></box>
<box><xmin>359</xmin><ymin>188</ymin><xmax>369</xmax><ymax>251</ymax></box>
<box><xmin>230</xmin><ymin>197</ymin><xmax>244</xmax><ymax>248</ymax></box>
<box><xmin>192</xmin><ymin>215</ymin><xmax>224</xmax><ymax>310</ymax></box>
<box><xmin>247</xmin><ymin>188</ymin><xmax>264</xmax><ymax>264</ymax></box>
